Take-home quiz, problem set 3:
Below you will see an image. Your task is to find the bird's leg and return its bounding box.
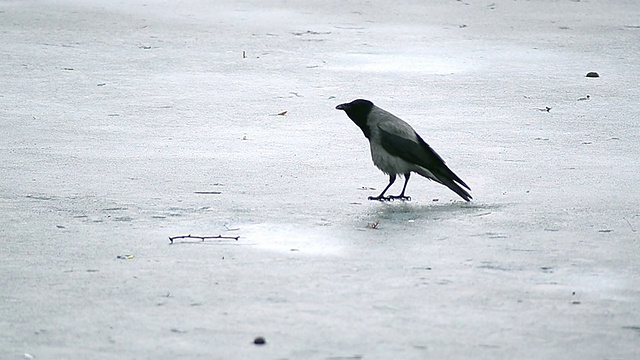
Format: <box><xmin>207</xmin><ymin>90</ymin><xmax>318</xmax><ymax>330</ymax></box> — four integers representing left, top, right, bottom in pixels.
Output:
<box><xmin>368</xmin><ymin>175</ymin><xmax>396</xmax><ymax>201</ymax></box>
<box><xmin>388</xmin><ymin>173</ymin><xmax>412</xmax><ymax>201</ymax></box>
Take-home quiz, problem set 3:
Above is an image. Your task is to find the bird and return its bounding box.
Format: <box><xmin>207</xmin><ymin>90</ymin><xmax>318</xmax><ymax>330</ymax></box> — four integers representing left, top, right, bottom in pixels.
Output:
<box><xmin>336</xmin><ymin>99</ymin><xmax>472</xmax><ymax>202</ymax></box>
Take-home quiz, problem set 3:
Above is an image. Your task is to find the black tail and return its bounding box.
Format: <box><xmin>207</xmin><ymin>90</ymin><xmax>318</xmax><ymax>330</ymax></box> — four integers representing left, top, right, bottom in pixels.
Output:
<box><xmin>433</xmin><ymin>168</ymin><xmax>472</xmax><ymax>202</ymax></box>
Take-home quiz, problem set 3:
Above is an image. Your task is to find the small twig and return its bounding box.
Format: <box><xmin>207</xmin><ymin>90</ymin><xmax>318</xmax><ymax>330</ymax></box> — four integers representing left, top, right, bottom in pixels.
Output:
<box><xmin>223</xmin><ymin>224</ymin><xmax>240</xmax><ymax>231</ymax></box>
<box><xmin>623</xmin><ymin>217</ymin><xmax>637</xmax><ymax>232</ymax></box>
<box><xmin>169</xmin><ymin>234</ymin><xmax>239</xmax><ymax>244</ymax></box>
<box><xmin>474</xmin><ymin>211</ymin><xmax>492</xmax><ymax>217</ymax></box>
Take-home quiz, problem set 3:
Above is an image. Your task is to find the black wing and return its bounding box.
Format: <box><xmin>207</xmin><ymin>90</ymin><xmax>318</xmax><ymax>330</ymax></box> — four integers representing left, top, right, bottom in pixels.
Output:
<box><xmin>378</xmin><ymin>126</ymin><xmax>472</xmax><ymax>201</ymax></box>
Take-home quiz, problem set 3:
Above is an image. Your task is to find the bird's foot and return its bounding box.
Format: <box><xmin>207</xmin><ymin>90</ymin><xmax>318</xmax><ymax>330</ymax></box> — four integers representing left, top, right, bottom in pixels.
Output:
<box><xmin>368</xmin><ymin>195</ymin><xmax>392</xmax><ymax>201</ymax></box>
<box><xmin>367</xmin><ymin>195</ymin><xmax>411</xmax><ymax>202</ymax></box>
<box><xmin>388</xmin><ymin>195</ymin><xmax>411</xmax><ymax>202</ymax></box>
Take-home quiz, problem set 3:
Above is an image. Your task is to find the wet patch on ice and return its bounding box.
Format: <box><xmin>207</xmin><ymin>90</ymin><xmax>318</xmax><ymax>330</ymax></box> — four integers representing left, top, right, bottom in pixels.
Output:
<box><xmin>328</xmin><ymin>52</ymin><xmax>468</xmax><ymax>74</ymax></box>
<box><xmin>239</xmin><ymin>223</ymin><xmax>344</xmax><ymax>256</ymax></box>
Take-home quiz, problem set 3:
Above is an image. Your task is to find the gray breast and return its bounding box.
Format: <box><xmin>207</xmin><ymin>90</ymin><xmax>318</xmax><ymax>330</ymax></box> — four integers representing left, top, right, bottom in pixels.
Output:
<box><xmin>369</xmin><ymin>141</ymin><xmax>412</xmax><ymax>175</ymax></box>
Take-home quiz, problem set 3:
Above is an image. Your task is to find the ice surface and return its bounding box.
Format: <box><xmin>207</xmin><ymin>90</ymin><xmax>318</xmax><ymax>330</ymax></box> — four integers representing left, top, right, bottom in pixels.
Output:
<box><xmin>1</xmin><ymin>0</ymin><xmax>639</xmax><ymax>359</ymax></box>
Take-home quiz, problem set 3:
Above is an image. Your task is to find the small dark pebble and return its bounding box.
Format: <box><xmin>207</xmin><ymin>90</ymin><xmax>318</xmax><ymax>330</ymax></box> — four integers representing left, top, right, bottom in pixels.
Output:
<box><xmin>254</xmin><ymin>336</ymin><xmax>266</xmax><ymax>345</ymax></box>
<box><xmin>585</xmin><ymin>71</ymin><xmax>599</xmax><ymax>78</ymax></box>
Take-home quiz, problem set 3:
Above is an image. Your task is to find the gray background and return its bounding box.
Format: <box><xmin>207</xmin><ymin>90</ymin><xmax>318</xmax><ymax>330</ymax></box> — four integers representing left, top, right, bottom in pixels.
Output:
<box><xmin>1</xmin><ymin>0</ymin><xmax>639</xmax><ymax>359</ymax></box>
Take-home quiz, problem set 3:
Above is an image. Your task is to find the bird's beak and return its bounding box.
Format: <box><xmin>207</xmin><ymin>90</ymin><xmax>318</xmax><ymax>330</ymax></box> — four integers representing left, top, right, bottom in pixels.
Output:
<box><xmin>336</xmin><ymin>103</ymin><xmax>347</xmax><ymax>110</ymax></box>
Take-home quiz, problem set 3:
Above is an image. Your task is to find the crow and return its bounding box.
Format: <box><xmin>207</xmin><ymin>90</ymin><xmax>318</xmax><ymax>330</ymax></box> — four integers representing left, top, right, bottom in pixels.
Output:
<box><xmin>336</xmin><ymin>99</ymin><xmax>472</xmax><ymax>202</ymax></box>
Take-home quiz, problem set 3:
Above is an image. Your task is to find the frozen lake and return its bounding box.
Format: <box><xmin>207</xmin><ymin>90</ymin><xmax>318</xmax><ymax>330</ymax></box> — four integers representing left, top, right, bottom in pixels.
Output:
<box><xmin>1</xmin><ymin>0</ymin><xmax>639</xmax><ymax>358</ymax></box>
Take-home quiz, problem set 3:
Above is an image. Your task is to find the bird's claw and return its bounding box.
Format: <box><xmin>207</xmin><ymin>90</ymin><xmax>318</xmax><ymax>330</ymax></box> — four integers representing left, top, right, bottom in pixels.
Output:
<box><xmin>367</xmin><ymin>195</ymin><xmax>411</xmax><ymax>202</ymax></box>
<box><xmin>389</xmin><ymin>195</ymin><xmax>411</xmax><ymax>202</ymax></box>
<box><xmin>368</xmin><ymin>196</ymin><xmax>389</xmax><ymax>201</ymax></box>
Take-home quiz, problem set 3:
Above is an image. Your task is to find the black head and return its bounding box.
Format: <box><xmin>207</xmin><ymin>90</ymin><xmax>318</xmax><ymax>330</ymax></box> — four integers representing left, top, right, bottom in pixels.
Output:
<box><xmin>336</xmin><ymin>99</ymin><xmax>374</xmax><ymax>138</ymax></box>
